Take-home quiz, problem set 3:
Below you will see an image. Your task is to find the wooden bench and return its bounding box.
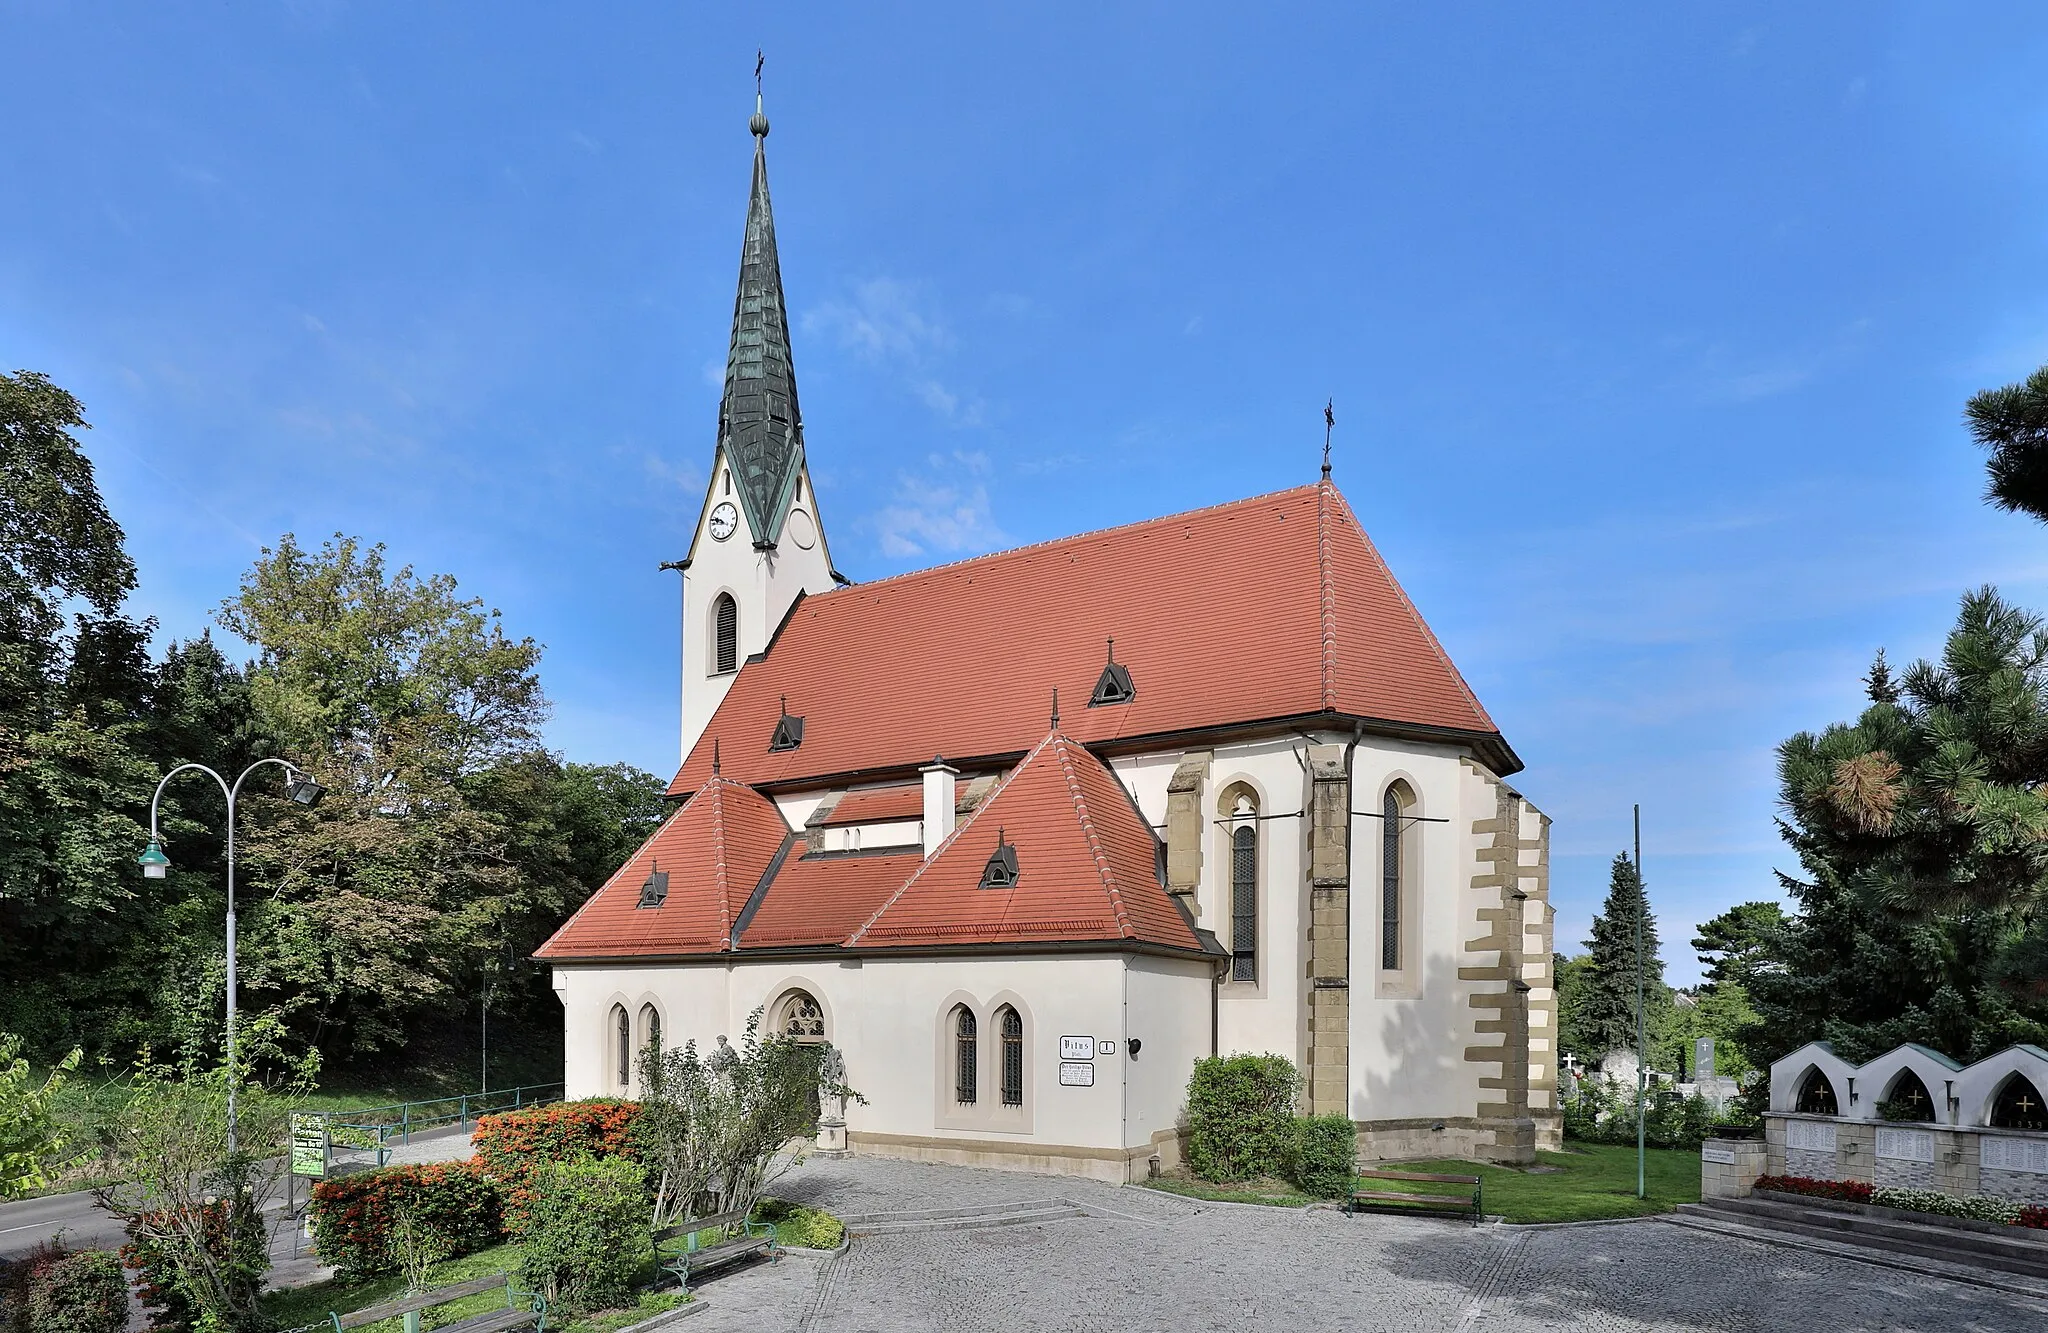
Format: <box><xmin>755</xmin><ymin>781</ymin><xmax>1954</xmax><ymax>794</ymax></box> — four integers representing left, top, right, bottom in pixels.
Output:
<box><xmin>652</xmin><ymin>1207</ymin><xmax>779</xmax><ymax>1293</ymax></box>
<box><xmin>1347</xmin><ymin>1169</ymin><xmax>1483</xmax><ymax>1224</ymax></box>
<box><xmin>330</xmin><ymin>1273</ymin><xmax>546</xmax><ymax>1333</ymax></box>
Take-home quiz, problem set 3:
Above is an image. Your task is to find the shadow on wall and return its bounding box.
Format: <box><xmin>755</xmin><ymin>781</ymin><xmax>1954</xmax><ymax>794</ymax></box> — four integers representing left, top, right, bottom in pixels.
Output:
<box><xmin>1355</xmin><ymin>952</ymin><xmax>1479</xmax><ymax>1131</ymax></box>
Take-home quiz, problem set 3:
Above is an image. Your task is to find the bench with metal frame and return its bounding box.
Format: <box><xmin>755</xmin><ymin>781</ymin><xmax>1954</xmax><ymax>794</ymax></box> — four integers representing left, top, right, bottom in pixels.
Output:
<box><xmin>329</xmin><ymin>1272</ymin><xmax>546</xmax><ymax>1333</ymax></box>
<box><xmin>1347</xmin><ymin>1168</ymin><xmax>1483</xmax><ymax>1224</ymax></box>
<box><xmin>652</xmin><ymin>1207</ymin><xmax>779</xmax><ymax>1293</ymax></box>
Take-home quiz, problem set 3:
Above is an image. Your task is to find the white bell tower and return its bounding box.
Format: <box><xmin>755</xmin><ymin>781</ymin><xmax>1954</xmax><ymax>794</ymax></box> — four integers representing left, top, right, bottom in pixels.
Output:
<box><xmin>673</xmin><ymin>90</ymin><xmax>840</xmax><ymax>767</ymax></box>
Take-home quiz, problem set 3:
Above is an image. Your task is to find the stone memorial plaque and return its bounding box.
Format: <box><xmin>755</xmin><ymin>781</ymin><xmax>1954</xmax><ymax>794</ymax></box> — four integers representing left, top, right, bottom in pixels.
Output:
<box><xmin>1059</xmin><ymin>1061</ymin><xmax>1096</xmax><ymax>1087</ymax></box>
<box><xmin>1060</xmin><ymin>1035</ymin><xmax>1095</xmax><ymax>1061</ymax></box>
<box><xmin>1701</xmin><ymin>1146</ymin><xmax>1736</xmax><ymax>1165</ymax></box>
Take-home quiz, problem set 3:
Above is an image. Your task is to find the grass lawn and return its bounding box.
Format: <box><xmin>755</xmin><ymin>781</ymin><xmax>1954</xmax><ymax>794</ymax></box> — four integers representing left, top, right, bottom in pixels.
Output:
<box><xmin>261</xmin><ymin>1243</ymin><xmax>687</xmax><ymax>1333</ymax></box>
<box><xmin>1378</xmin><ymin>1143</ymin><xmax>1701</xmax><ymax>1223</ymax></box>
<box><xmin>1140</xmin><ymin>1177</ymin><xmax>1313</xmax><ymax>1208</ymax></box>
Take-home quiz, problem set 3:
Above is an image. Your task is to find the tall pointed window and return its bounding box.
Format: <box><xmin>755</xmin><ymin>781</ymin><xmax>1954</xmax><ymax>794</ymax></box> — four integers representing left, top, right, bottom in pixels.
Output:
<box><xmin>712</xmin><ymin>594</ymin><xmax>738</xmax><ymax>675</ymax></box>
<box><xmin>612</xmin><ymin>1005</ymin><xmax>631</xmax><ymax>1090</ymax></box>
<box><xmin>1382</xmin><ymin>788</ymin><xmax>1404</xmax><ymax>972</ymax></box>
<box><xmin>640</xmin><ymin>1004</ymin><xmax>661</xmax><ymax>1059</ymax></box>
<box><xmin>999</xmin><ymin>1006</ymin><xmax>1024</xmax><ymax>1107</ymax></box>
<box><xmin>1230</xmin><ymin>793</ymin><xmax>1257</xmax><ymax>983</ymax></box>
<box><xmin>953</xmin><ymin>1006</ymin><xmax>978</xmax><ymax>1105</ymax></box>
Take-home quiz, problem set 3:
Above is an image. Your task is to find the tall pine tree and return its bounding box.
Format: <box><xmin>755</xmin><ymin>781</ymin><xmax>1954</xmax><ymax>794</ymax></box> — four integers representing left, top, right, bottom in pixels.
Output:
<box><xmin>1578</xmin><ymin>852</ymin><xmax>1668</xmax><ymax>1059</ymax></box>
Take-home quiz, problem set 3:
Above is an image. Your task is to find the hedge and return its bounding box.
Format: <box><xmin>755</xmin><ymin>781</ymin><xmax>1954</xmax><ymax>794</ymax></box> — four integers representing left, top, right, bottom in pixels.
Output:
<box><xmin>1185</xmin><ymin>1054</ymin><xmax>1299</xmax><ymax>1183</ymax></box>
<box><xmin>26</xmin><ymin>1251</ymin><xmax>126</xmax><ymax>1333</ymax></box>
<box><xmin>472</xmin><ymin>1099</ymin><xmax>643</xmax><ymax>1228</ymax></box>
<box><xmin>1288</xmin><ymin>1115</ymin><xmax>1358</xmax><ymax>1199</ymax></box>
<box><xmin>516</xmin><ymin>1157</ymin><xmax>648</xmax><ymax>1315</ymax></box>
<box><xmin>308</xmin><ymin>1160</ymin><xmax>504</xmax><ymax>1278</ymax></box>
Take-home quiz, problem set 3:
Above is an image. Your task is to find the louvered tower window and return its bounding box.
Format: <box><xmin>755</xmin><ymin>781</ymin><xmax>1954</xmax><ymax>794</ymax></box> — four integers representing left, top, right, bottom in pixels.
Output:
<box><xmin>1231</xmin><ymin>823</ymin><xmax>1257</xmax><ymax>983</ymax></box>
<box><xmin>954</xmin><ymin>1006</ymin><xmax>978</xmax><ymax>1105</ymax></box>
<box><xmin>712</xmin><ymin>594</ymin><xmax>738</xmax><ymax>675</ymax></box>
<box><xmin>999</xmin><ymin>1007</ymin><xmax>1023</xmax><ymax>1107</ymax></box>
<box><xmin>1382</xmin><ymin>789</ymin><xmax>1403</xmax><ymax>972</ymax></box>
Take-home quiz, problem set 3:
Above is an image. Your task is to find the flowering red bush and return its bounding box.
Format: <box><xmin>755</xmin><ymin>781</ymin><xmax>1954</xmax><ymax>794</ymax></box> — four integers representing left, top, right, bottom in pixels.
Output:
<box><xmin>471</xmin><ymin>1099</ymin><xmax>643</xmax><ymax>1227</ymax></box>
<box><xmin>2017</xmin><ymin>1205</ymin><xmax>2048</xmax><ymax>1230</ymax></box>
<box><xmin>1754</xmin><ymin>1174</ymin><xmax>1874</xmax><ymax>1203</ymax></box>
<box><xmin>308</xmin><ymin>1160</ymin><xmax>503</xmax><ymax>1278</ymax></box>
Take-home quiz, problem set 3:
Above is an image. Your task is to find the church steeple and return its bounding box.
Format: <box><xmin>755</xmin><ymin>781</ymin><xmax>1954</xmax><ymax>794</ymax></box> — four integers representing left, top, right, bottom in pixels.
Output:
<box><xmin>717</xmin><ymin>84</ymin><xmax>805</xmax><ymax>549</ymax></box>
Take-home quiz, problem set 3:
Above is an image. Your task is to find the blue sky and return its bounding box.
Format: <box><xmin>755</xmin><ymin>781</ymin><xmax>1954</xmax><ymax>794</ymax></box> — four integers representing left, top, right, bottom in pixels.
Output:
<box><xmin>6</xmin><ymin>4</ymin><xmax>2048</xmax><ymax>983</ymax></box>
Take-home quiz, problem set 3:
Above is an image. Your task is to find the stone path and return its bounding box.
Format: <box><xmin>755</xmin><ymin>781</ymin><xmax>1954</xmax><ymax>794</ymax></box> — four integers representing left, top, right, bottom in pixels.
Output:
<box><xmin>673</xmin><ymin>1156</ymin><xmax>2048</xmax><ymax>1332</ymax></box>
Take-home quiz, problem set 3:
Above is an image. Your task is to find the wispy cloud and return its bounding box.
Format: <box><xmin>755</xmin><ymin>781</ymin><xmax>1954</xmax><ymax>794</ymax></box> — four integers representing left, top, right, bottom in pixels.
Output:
<box><xmin>804</xmin><ymin>278</ymin><xmax>985</xmax><ymax>427</ymax></box>
<box><xmin>870</xmin><ymin>451</ymin><xmax>1008</xmax><ymax>559</ymax></box>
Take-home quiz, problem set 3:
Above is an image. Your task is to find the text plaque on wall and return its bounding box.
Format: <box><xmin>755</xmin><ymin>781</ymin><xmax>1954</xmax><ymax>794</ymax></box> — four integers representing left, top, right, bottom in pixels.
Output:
<box><xmin>1059</xmin><ymin>1061</ymin><xmax>1096</xmax><ymax>1087</ymax></box>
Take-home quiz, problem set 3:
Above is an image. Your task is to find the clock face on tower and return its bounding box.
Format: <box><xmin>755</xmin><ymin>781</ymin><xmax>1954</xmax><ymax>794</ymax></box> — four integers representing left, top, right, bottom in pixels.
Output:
<box><xmin>708</xmin><ymin>502</ymin><xmax>739</xmax><ymax>542</ymax></box>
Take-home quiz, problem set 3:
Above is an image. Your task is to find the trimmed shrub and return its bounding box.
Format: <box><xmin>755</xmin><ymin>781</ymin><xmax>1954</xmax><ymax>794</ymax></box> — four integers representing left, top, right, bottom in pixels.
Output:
<box><xmin>1184</xmin><ymin>1054</ymin><xmax>1298</xmax><ymax>1183</ymax></box>
<box><xmin>1870</xmin><ymin>1187</ymin><xmax>2021</xmax><ymax>1224</ymax></box>
<box><xmin>516</xmin><ymin>1157</ymin><xmax>648</xmax><ymax>1315</ymax></box>
<box><xmin>1</xmin><ymin>1238</ymin><xmax>72</xmax><ymax>1333</ymax></box>
<box><xmin>26</xmin><ymin>1251</ymin><xmax>126</xmax><ymax>1333</ymax></box>
<box><xmin>1287</xmin><ymin>1115</ymin><xmax>1358</xmax><ymax>1199</ymax></box>
<box><xmin>308</xmin><ymin>1161</ymin><xmax>504</xmax><ymax>1279</ymax></box>
<box><xmin>1754</xmin><ymin>1175</ymin><xmax>1874</xmax><ymax>1204</ymax></box>
<box><xmin>754</xmin><ymin>1198</ymin><xmax>843</xmax><ymax>1250</ymax></box>
<box><xmin>472</xmin><ymin>1100</ymin><xmax>643</xmax><ymax>1228</ymax></box>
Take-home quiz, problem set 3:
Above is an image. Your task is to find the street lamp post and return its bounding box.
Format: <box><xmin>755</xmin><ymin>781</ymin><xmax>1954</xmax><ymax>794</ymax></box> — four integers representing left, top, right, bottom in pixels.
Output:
<box><xmin>138</xmin><ymin>759</ymin><xmax>324</xmax><ymax>1153</ymax></box>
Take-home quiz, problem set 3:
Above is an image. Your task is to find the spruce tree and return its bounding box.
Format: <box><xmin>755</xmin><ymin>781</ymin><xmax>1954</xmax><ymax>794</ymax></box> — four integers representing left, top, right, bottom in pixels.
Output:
<box><xmin>1578</xmin><ymin>852</ymin><xmax>1666</xmax><ymax>1059</ymax></box>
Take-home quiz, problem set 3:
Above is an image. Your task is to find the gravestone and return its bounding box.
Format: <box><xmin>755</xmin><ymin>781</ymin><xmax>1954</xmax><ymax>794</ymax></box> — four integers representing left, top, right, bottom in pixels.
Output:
<box><xmin>1695</xmin><ymin>1038</ymin><xmax>1715</xmax><ymax>1081</ymax></box>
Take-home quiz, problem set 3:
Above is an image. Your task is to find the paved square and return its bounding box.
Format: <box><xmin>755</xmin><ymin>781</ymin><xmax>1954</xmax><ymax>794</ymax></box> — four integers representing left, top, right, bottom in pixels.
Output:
<box><xmin>679</xmin><ymin>1156</ymin><xmax>2047</xmax><ymax>1332</ymax></box>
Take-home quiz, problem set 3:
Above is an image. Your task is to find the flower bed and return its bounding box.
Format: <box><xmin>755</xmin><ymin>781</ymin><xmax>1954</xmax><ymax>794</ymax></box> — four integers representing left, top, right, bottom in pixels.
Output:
<box><xmin>1756</xmin><ymin>1174</ymin><xmax>2048</xmax><ymax>1229</ymax></box>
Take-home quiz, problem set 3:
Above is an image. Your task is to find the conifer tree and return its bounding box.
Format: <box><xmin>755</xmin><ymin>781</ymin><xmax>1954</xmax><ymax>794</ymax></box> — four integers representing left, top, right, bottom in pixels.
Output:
<box><xmin>1578</xmin><ymin>852</ymin><xmax>1666</xmax><ymax>1059</ymax></box>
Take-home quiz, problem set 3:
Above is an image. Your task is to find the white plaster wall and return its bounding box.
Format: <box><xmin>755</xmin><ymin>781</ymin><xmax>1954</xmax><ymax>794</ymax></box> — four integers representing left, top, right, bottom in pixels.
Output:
<box><xmin>560</xmin><ymin>954</ymin><xmax>1184</xmax><ymax>1153</ymax></box>
<box><xmin>1203</xmin><ymin>736</ymin><xmax>1312</xmax><ymax>1070</ymax></box>
<box><xmin>679</xmin><ymin>453</ymin><xmax>835</xmax><ymax>766</ymax></box>
<box><xmin>1347</xmin><ymin>738</ymin><xmax>1486</xmax><ymax>1121</ymax></box>
<box><xmin>1122</xmin><ymin>955</ymin><xmax>1214</xmax><ymax>1149</ymax></box>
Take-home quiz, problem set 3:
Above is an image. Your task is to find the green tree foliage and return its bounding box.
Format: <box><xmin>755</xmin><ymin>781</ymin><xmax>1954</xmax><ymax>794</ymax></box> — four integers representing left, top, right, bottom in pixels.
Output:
<box><xmin>515</xmin><ymin>1157</ymin><xmax>648</xmax><ymax>1315</ymax></box>
<box><xmin>0</xmin><ymin>1036</ymin><xmax>79</xmax><ymax>1199</ymax></box>
<box><xmin>1574</xmin><ymin>853</ymin><xmax>1669</xmax><ymax>1060</ymax></box>
<box><xmin>1748</xmin><ymin>587</ymin><xmax>2048</xmax><ymax>1065</ymax></box>
<box><xmin>1969</xmin><ymin>361</ymin><xmax>2048</xmax><ymax>525</ymax></box>
<box><xmin>1690</xmin><ymin>901</ymin><xmax>1784</xmax><ymax>989</ymax></box>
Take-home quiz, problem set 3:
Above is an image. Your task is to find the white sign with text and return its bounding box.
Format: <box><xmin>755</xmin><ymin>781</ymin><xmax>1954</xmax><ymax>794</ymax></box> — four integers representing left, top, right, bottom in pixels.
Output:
<box><xmin>1059</xmin><ymin>1061</ymin><xmax>1096</xmax><ymax>1087</ymax></box>
<box><xmin>1059</xmin><ymin>1035</ymin><xmax>1095</xmax><ymax>1061</ymax></box>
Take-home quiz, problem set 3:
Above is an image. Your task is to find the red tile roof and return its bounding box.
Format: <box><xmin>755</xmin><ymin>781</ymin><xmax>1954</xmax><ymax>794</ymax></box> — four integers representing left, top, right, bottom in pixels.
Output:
<box><xmin>815</xmin><ymin>784</ymin><xmax>925</xmax><ymax>826</ymax></box>
<box><xmin>733</xmin><ymin>849</ymin><xmax>922</xmax><ymax>949</ymax></box>
<box><xmin>670</xmin><ymin>481</ymin><xmax>1510</xmax><ymax>798</ymax></box>
<box><xmin>536</xmin><ymin>733</ymin><xmax>1209</xmax><ymax>961</ymax></box>
<box><xmin>535</xmin><ymin>777</ymin><xmax>789</xmax><ymax>959</ymax></box>
<box><xmin>849</xmin><ymin>731</ymin><xmax>1203</xmax><ymax>952</ymax></box>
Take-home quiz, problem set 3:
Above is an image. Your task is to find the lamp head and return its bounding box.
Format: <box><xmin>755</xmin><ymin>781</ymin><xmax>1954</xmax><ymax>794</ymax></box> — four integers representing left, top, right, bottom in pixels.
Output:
<box><xmin>284</xmin><ymin>771</ymin><xmax>326</xmax><ymax>807</ymax></box>
<box><xmin>138</xmin><ymin>838</ymin><xmax>170</xmax><ymax>879</ymax></box>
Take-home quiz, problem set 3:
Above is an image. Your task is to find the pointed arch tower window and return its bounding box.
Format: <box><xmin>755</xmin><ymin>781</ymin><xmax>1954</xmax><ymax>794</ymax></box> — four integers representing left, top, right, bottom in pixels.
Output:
<box><xmin>1229</xmin><ymin>793</ymin><xmax>1258</xmax><ymax>983</ymax></box>
<box><xmin>712</xmin><ymin>594</ymin><xmax>738</xmax><ymax>675</ymax></box>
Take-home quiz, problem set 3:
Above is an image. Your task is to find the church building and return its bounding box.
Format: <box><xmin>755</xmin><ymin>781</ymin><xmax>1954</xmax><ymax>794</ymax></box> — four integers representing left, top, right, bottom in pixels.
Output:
<box><xmin>537</xmin><ymin>98</ymin><xmax>1559</xmax><ymax>1181</ymax></box>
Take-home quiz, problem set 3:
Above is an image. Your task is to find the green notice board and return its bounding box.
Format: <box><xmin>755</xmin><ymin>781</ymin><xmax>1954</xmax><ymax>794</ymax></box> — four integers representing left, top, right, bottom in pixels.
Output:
<box><xmin>290</xmin><ymin>1113</ymin><xmax>326</xmax><ymax>1178</ymax></box>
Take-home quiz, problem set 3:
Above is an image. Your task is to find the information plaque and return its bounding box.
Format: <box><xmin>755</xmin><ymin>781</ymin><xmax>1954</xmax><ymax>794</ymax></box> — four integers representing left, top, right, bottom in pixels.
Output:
<box><xmin>1059</xmin><ymin>1061</ymin><xmax>1096</xmax><ymax>1087</ymax></box>
<box><xmin>289</xmin><ymin>1112</ymin><xmax>326</xmax><ymax>1178</ymax></box>
<box><xmin>1059</xmin><ymin>1035</ymin><xmax>1095</xmax><ymax>1061</ymax></box>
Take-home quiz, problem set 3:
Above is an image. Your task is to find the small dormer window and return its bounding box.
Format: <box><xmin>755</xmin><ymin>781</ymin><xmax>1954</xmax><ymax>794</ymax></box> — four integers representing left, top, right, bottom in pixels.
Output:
<box><xmin>1089</xmin><ymin>638</ymin><xmax>1134</xmax><ymax>707</ymax></box>
<box><xmin>979</xmin><ymin>830</ymin><xmax>1020</xmax><ymax>890</ymax></box>
<box><xmin>637</xmin><ymin>861</ymin><xmax>669</xmax><ymax>909</ymax></box>
<box><xmin>769</xmin><ymin>695</ymin><xmax>805</xmax><ymax>752</ymax></box>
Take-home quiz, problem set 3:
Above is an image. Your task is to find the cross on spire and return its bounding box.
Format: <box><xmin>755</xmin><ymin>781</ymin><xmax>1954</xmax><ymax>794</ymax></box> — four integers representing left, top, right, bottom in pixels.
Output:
<box><xmin>1322</xmin><ymin>399</ymin><xmax>1335</xmax><ymax>480</ymax></box>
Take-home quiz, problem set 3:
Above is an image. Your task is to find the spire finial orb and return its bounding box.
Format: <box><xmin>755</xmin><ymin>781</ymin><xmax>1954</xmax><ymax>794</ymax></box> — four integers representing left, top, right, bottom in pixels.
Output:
<box><xmin>751</xmin><ymin>49</ymin><xmax>769</xmax><ymax>137</ymax></box>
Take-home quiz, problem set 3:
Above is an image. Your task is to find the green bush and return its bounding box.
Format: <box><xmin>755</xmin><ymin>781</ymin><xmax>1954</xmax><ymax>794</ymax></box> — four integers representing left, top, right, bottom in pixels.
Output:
<box><xmin>516</xmin><ymin>1157</ymin><xmax>648</xmax><ymax>1314</ymax></box>
<box><xmin>308</xmin><ymin>1161</ymin><xmax>505</xmax><ymax>1279</ymax></box>
<box><xmin>1184</xmin><ymin>1054</ymin><xmax>1298</xmax><ymax>1183</ymax></box>
<box><xmin>753</xmin><ymin>1198</ymin><xmax>842</xmax><ymax>1250</ymax></box>
<box><xmin>26</xmin><ymin>1251</ymin><xmax>126</xmax><ymax>1333</ymax></box>
<box><xmin>1287</xmin><ymin>1115</ymin><xmax>1357</xmax><ymax>1199</ymax></box>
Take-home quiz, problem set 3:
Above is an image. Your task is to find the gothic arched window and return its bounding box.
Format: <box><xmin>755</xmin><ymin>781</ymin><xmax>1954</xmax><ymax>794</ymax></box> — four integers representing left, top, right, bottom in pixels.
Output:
<box><xmin>612</xmin><ymin>1004</ymin><xmax>631</xmax><ymax>1090</ymax></box>
<box><xmin>953</xmin><ymin>1006</ymin><xmax>978</xmax><ymax>1105</ymax></box>
<box><xmin>1880</xmin><ymin>1069</ymin><xmax>1934</xmax><ymax>1122</ymax></box>
<box><xmin>775</xmin><ymin>990</ymin><xmax>827</xmax><ymax>1042</ymax></box>
<box><xmin>998</xmin><ymin>1006</ymin><xmax>1024</xmax><ymax>1107</ymax></box>
<box><xmin>640</xmin><ymin>1004</ymin><xmax>661</xmax><ymax>1058</ymax></box>
<box><xmin>712</xmin><ymin>594</ymin><xmax>738</xmax><ymax>675</ymax></box>
<box><xmin>1229</xmin><ymin>792</ymin><xmax>1258</xmax><ymax>983</ymax></box>
<box><xmin>1381</xmin><ymin>784</ymin><xmax>1414</xmax><ymax>972</ymax></box>
<box><xmin>1795</xmin><ymin>1068</ymin><xmax>1838</xmax><ymax>1116</ymax></box>
<box><xmin>1991</xmin><ymin>1074</ymin><xmax>2047</xmax><ymax>1131</ymax></box>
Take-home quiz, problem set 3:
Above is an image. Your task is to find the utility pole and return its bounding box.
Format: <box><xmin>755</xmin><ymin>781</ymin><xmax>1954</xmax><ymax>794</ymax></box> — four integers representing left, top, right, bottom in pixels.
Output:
<box><xmin>481</xmin><ymin>978</ymin><xmax>491</xmax><ymax>1095</ymax></box>
<box><xmin>1634</xmin><ymin>803</ymin><xmax>1646</xmax><ymax>1200</ymax></box>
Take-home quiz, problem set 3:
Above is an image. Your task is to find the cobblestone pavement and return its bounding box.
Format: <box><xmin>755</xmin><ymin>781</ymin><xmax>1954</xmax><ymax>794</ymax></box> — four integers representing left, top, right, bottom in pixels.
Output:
<box><xmin>673</xmin><ymin>1156</ymin><xmax>2047</xmax><ymax>1333</ymax></box>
